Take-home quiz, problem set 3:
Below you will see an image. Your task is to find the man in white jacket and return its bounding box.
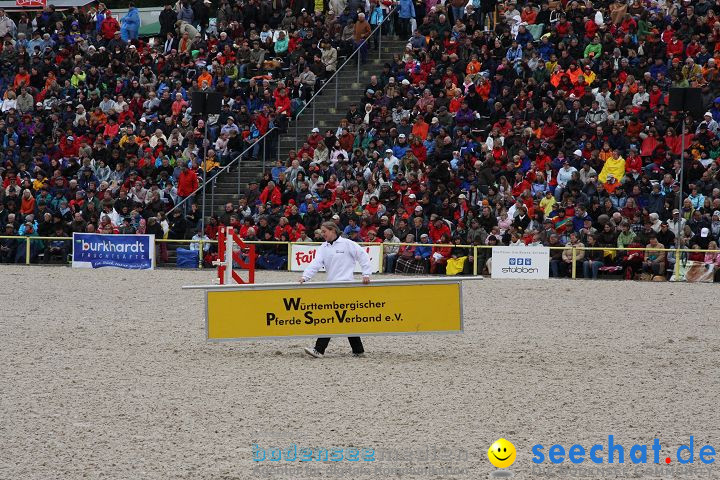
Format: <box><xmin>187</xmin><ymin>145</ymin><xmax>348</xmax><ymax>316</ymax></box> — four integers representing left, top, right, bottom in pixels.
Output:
<box><xmin>301</xmin><ymin>221</ymin><xmax>373</xmax><ymax>358</ymax></box>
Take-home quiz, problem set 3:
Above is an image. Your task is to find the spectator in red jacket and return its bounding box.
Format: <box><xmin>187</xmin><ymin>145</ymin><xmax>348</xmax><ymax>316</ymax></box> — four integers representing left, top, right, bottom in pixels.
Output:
<box><xmin>512</xmin><ymin>172</ymin><xmax>532</xmax><ymax>197</ymax></box>
<box><xmin>59</xmin><ymin>136</ymin><xmax>80</xmax><ymax>158</ymax></box>
<box><xmin>100</xmin><ymin>13</ymin><xmax>120</xmax><ymax>40</ymax></box>
<box><xmin>429</xmin><ymin>218</ymin><xmax>451</xmax><ymax>243</ymax></box>
<box><xmin>177</xmin><ymin>163</ymin><xmax>199</xmax><ymax>213</ymax></box>
<box><xmin>274</xmin><ymin>87</ymin><xmax>292</xmax><ymax>116</ymax></box>
<box><xmin>259</xmin><ymin>181</ymin><xmax>282</xmax><ymax>206</ymax></box>
<box><xmin>666</xmin><ymin>35</ymin><xmax>683</xmax><ymax>57</ymax></box>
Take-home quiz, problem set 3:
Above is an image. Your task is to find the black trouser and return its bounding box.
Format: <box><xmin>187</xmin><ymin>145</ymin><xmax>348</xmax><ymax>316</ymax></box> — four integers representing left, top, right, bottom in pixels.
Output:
<box><xmin>315</xmin><ymin>337</ymin><xmax>364</xmax><ymax>354</ymax></box>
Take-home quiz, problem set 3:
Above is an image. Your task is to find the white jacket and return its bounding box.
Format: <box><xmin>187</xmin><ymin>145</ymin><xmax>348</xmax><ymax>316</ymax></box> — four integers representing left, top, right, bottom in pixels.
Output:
<box><xmin>302</xmin><ymin>236</ymin><xmax>372</xmax><ymax>282</ymax></box>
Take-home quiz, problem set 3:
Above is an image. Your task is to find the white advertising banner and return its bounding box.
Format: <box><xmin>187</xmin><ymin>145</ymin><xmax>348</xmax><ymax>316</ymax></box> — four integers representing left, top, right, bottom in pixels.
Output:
<box><xmin>290</xmin><ymin>244</ymin><xmax>382</xmax><ymax>273</ymax></box>
<box><xmin>491</xmin><ymin>246</ymin><xmax>550</xmax><ymax>279</ymax></box>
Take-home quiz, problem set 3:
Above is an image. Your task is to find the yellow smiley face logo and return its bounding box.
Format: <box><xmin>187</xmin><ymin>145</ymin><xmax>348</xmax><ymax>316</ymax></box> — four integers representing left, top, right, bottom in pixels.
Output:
<box><xmin>488</xmin><ymin>438</ymin><xmax>516</xmax><ymax>469</ymax></box>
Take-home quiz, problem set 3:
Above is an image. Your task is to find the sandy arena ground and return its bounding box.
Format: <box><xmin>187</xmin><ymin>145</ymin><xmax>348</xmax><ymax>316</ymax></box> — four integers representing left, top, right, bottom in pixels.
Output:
<box><xmin>1</xmin><ymin>266</ymin><xmax>719</xmax><ymax>480</ymax></box>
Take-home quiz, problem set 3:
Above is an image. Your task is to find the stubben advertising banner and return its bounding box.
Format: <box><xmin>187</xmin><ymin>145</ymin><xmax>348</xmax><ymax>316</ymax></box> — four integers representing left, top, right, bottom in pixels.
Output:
<box><xmin>290</xmin><ymin>244</ymin><xmax>382</xmax><ymax>273</ymax></box>
<box><xmin>491</xmin><ymin>246</ymin><xmax>550</xmax><ymax>279</ymax></box>
<box><xmin>206</xmin><ymin>283</ymin><xmax>462</xmax><ymax>340</ymax></box>
<box><xmin>72</xmin><ymin>233</ymin><xmax>155</xmax><ymax>270</ymax></box>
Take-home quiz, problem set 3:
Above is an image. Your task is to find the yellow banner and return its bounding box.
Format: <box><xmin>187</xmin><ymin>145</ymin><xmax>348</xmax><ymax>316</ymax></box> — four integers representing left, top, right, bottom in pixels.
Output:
<box><xmin>206</xmin><ymin>283</ymin><xmax>462</xmax><ymax>340</ymax></box>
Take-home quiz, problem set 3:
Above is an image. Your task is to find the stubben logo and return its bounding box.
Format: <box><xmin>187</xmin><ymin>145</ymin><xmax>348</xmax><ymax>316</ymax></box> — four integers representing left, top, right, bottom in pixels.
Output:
<box><xmin>508</xmin><ymin>258</ymin><xmax>532</xmax><ymax>266</ymax></box>
<box><xmin>503</xmin><ymin>257</ymin><xmax>538</xmax><ymax>274</ymax></box>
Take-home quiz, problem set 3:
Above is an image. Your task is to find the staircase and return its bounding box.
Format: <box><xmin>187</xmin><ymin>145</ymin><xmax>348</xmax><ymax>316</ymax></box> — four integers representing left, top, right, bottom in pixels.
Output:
<box><xmin>207</xmin><ymin>37</ymin><xmax>408</xmax><ymax>217</ymax></box>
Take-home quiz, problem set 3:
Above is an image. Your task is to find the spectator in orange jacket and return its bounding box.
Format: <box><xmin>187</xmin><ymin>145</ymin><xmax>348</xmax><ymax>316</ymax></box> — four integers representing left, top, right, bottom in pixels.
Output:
<box><xmin>13</xmin><ymin>67</ymin><xmax>30</xmax><ymax>89</ymax></box>
<box><xmin>197</xmin><ymin>68</ymin><xmax>213</xmax><ymax>88</ymax></box>
<box><xmin>466</xmin><ymin>54</ymin><xmax>482</xmax><ymax>76</ymax></box>
<box><xmin>411</xmin><ymin>116</ymin><xmax>429</xmax><ymax>140</ymax></box>
<box><xmin>103</xmin><ymin>117</ymin><xmax>120</xmax><ymax>139</ymax></box>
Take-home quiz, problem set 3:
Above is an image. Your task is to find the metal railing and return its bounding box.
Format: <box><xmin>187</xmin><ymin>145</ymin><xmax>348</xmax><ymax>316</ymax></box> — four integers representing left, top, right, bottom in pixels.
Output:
<box><xmin>163</xmin><ymin>11</ymin><xmax>400</xmax><ymax>226</ymax></box>
<box><xmin>166</xmin><ymin>127</ymin><xmax>278</xmax><ymax>219</ymax></box>
<box><xmin>291</xmin><ymin>7</ymin><xmax>399</xmax><ymax>151</ymax></box>
<box><xmin>2</xmin><ymin>235</ymin><xmax>718</xmax><ymax>281</ymax></box>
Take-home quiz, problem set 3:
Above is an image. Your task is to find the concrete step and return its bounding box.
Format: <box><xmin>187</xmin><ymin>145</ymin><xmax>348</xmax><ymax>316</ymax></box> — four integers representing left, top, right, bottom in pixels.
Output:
<box><xmin>312</xmin><ymin>89</ymin><xmax>373</xmax><ymax>98</ymax></box>
<box><xmin>214</xmin><ymin>173</ymin><xmax>262</xmax><ymax>184</ymax></box>
<box><xmin>216</xmin><ymin>174</ymin><xmax>262</xmax><ymax>184</ymax></box>
<box><xmin>197</xmin><ymin>39</ymin><xmax>408</xmax><ymax>199</ymax></box>
<box><xmin>207</xmin><ymin>195</ymin><xmax>239</xmax><ymax>206</ymax></box>
<box><xmin>292</xmin><ymin>115</ymin><xmax>347</xmax><ymax>124</ymax></box>
<box><xmin>223</xmin><ymin>165</ymin><xmax>265</xmax><ymax>172</ymax></box>
<box><xmin>322</xmin><ymin>82</ymin><xmax>369</xmax><ymax>89</ymax></box>
<box><xmin>290</xmin><ymin>115</ymin><xmax>345</xmax><ymax>124</ymax></box>
<box><xmin>294</xmin><ymin>107</ymin><xmax>348</xmax><ymax>114</ymax></box>
<box><xmin>213</xmin><ymin>187</ymin><xmax>245</xmax><ymax>195</ymax></box>
<box><xmin>298</xmin><ymin>96</ymin><xmax>361</xmax><ymax>104</ymax></box>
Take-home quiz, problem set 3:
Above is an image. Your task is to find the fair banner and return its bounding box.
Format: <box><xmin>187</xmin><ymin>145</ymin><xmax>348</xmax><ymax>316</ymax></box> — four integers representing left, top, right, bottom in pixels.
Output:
<box><xmin>205</xmin><ymin>281</ymin><xmax>462</xmax><ymax>340</ymax></box>
<box><xmin>72</xmin><ymin>233</ymin><xmax>155</xmax><ymax>270</ymax></box>
<box><xmin>290</xmin><ymin>244</ymin><xmax>382</xmax><ymax>273</ymax></box>
<box><xmin>15</xmin><ymin>0</ymin><xmax>46</xmax><ymax>6</ymax></box>
<box><xmin>491</xmin><ymin>246</ymin><xmax>550</xmax><ymax>279</ymax></box>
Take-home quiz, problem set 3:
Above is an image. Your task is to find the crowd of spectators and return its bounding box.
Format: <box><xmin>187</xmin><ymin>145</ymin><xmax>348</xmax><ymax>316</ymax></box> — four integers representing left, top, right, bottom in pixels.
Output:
<box><xmin>215</xmin><ymin>0</ymin><xmax>720</xmax><ymax>280</ymax></box>
<box><xmin>3</xmin><ymin>0</ymin><xmax>720</xmax><ymax>281</ymax></box>
<box><xmin>0</xmin><ymin>0</ymin><xmax>376</xmax><ymax>263</ymax></box>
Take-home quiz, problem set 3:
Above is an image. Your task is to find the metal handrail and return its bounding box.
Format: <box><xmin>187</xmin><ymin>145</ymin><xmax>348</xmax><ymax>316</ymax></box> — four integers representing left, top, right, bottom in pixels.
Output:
<box><xmin>291</xmin><ymin>7</ymin><xmax>399</xmax><ymax>149</ymax></box>
<box><xmin>166</xmin><ymin>126</ymin><xmax>278</xmax><ymax>216</ymax></box>
<box><xmin>294</xmin><ymin>7</ymin><xmax>398</xmax><ymax>119</ymax></box>
<box><xmin>166</xmin><ymin>11</ymin><xmax>400</xmax><ymax>216</ymax></box>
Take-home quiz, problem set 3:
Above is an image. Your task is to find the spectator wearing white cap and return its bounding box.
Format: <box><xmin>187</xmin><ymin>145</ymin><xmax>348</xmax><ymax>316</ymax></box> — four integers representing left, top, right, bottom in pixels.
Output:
<box><xmin>383</xmin><ymin>148</ymin><xmax>399</xmax><ymax>171</ymax></box>
<box><xmin>220</xmin><ymin>116</ymin><xmax>240</xmax><ymax>136</ymax></box>
<box><xmin>697</xmin><ymin>112</ymin><xmax>719</xmax><ymax>135</ymax></box>
<box><xmin>691</xmin><ymin>227</ymin><xmax>715</xmax><ymax>250</ymax></box>
<box><xmin>669</xmin><ymin>209</ymin><xmax>687</xmax><ymax>237</ymax></box>
<box><xmin>555</xmin><ymin>159</ymin><xmax>578</xmax><ymax>201</ymax></box>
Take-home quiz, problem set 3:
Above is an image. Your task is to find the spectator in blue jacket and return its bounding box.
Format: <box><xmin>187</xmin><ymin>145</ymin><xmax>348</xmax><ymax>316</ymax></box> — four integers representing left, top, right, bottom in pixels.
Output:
<box><xmin>392</xmin><ymin>134</ymin><xmax>409</xmax><ymax>159</ymax></box>
<box><xmin>397</xmin><ymin>0</ymin><xmax>415</xmax><ymax>38</ymax></box>
<box><xmin>94</xmin><ymin>3</ymin><xmax>108</xmax><ymax>32</ymax></box>
<box><xmin>415</xmin><ymin>233</ymin><xmax>432</xmax><ymax>259</ymax></box>
<box><xmin>516</xmin><ymin>24</ymin><xmax>533</xmax><ymax>46</ymax></box>
<box><xmin>538</xmin><ymin>36</ymin><xmax>555</xmax><ymax>60</ymax></box>
<box><xmin>506</xmin><ymin>41</ymin><xmax>523</xmax><ymax>74</ymax></box>
<box><xmin>410</xmin><ymin>29</ymin><xmax>426</xmax><ymax>49</ymax></box>
<box><xmin>649</xmin><ymin>58</ymin><xmax>668</xmax><ymax>80</ymax></box>
<box><xmin>120</xmin><ymin>3</ymin><xmax>140</xmax><ymax>42</ymax></box>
